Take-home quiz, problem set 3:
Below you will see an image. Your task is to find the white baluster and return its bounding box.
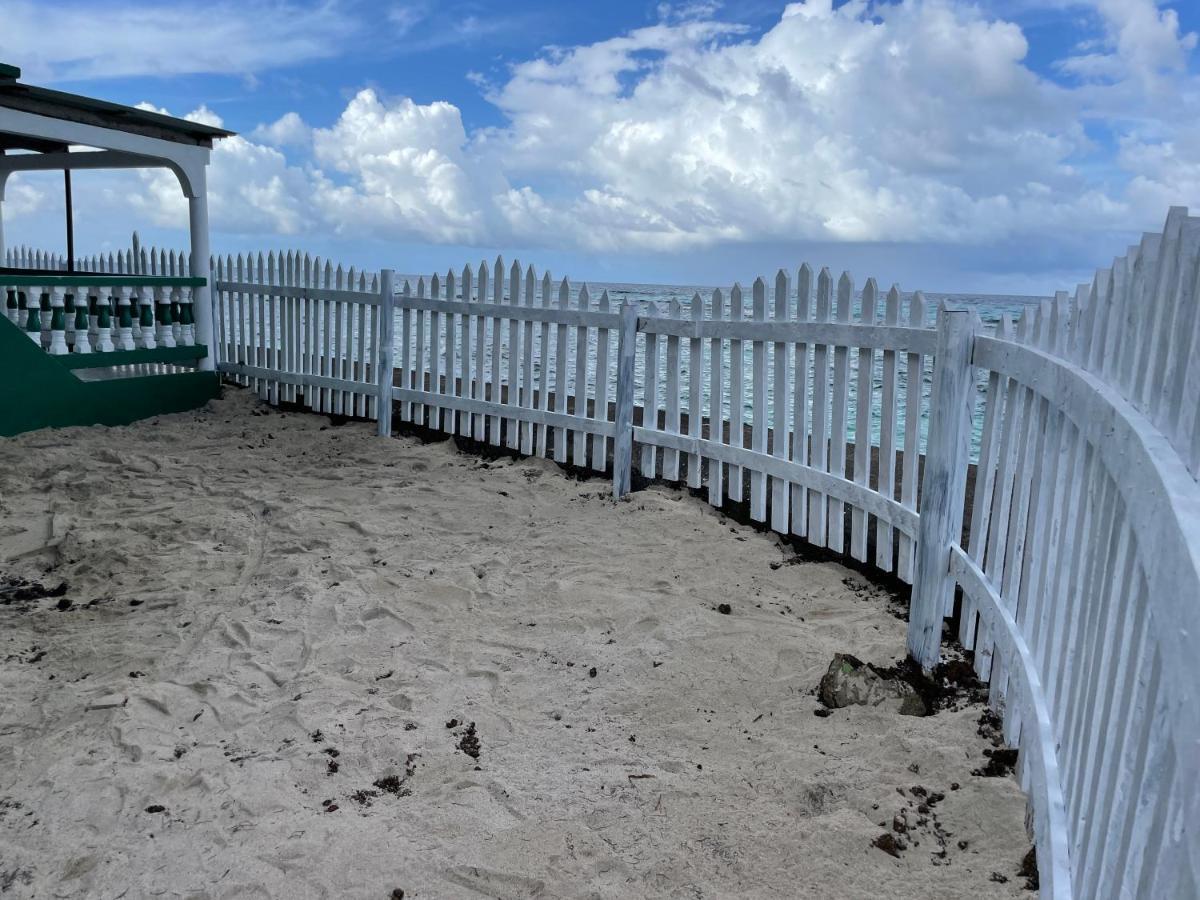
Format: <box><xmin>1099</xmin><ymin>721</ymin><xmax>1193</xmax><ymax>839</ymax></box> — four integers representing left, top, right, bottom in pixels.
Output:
<box><xmin>48</xmin><ymin>288</ymin><xmax>68</xmax><ymax>355</ymax></box>
<box><xmin>179</xmin><ymin>287</ymin><xmax>195</xmax><ymax>346</ymax></box>
<box><xmin>155</xmin><ymin>285</ymin><xmax>175</xmax><ymax>348</ymax></box>
<box><xmin>95</xmin><ymin>291</ymin><xmax>114</xmax><ymax>353</ymax></box>
<box><xmin>116</xmin><ymin>287</ymin><xmax>135</xmax><ymax>351</ymax></box>
<box><xmin>138</xmin><ymin>286</ymin><xmax>156</xmax><ymax>349</ymax></box>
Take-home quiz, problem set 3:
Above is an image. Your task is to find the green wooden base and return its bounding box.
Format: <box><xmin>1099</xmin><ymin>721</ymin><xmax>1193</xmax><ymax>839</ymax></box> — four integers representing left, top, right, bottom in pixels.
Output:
<box><xmin>0</xmin><ymin>317</ymin><xmax>219</xmax><ymax>437</ymax></box>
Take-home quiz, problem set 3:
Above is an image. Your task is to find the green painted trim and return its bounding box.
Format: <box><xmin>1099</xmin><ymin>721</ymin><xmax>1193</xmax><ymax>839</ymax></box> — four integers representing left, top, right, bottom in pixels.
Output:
<box><xmin>0</xmin><ymin>317</ymin><xmax>217</xmax><ymax>437</ymax></box>
<box><xmin>0</xmin><ymin>272</ymin><xmax>206</xmax><ymax>288</ymax></box>
<box><xmin>54</xmin><ymin>344</ymin><xmax>208</xmax><ymax>370</ymax></box>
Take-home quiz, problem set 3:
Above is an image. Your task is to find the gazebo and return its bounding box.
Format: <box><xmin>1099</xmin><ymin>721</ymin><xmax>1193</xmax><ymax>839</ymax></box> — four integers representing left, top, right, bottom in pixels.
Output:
<box><xmin>0</xmin><ymin>62</ymin><xmax>233</xmax><ymax>435</ymax></box>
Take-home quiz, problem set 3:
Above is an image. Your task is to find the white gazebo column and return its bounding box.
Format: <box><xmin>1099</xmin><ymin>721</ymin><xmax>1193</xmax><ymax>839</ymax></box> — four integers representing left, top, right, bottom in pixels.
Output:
<box><xmin>187</xmin><ymin>173</ymin><xmax>214</xmax><ymax>372</ymax></box>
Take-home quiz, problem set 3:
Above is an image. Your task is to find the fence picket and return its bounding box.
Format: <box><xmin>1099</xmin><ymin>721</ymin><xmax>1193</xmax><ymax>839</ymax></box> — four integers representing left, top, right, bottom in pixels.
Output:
<box><xmin>593</xmin><ymin>290</ymin><xmax>612</xmax><ymax>471</ymax></box>
<box><xmin>828</xmin><ymin>272</ymin><xmax>853</xmax><ymax>554</ymax></box>
<box><xmin>850</xmin><ymin>278</ymin><xmax>877</xmax><ymax>562</ymax></box>
<box><xmin>507</xmin><ymin>260</ymin><xmax>523</xmax><ymax>451</ymax></box>
<box><xmin>770</xmin><ymin>271</ymin><xmax>790</xmax><ymax>533</ymax></box>
<box><xmin>687</xmin><ymin>292</ymin><xmax>704</xmax><ymax>489</ymax></box>
<box><xmin>808</xmin><ymin>269</ymin><xmax>831</xmax><ymax>544</ymax></box>
<box><xmin>790</xmin><ymin>265</ymin><xmax>813</xmax><ymax>538</ymax></box>
<box><xmin>708</xmin><ymin>289</ymin><xmax>725</xmax><ymax>507</ymax></box>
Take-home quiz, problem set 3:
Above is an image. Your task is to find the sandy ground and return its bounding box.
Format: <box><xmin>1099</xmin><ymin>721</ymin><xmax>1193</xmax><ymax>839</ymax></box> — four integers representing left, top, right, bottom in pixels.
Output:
<box><xmin>0</xmin><ymin>389</ymin><xmax>1035</xmax><ymax>899</ymax></box>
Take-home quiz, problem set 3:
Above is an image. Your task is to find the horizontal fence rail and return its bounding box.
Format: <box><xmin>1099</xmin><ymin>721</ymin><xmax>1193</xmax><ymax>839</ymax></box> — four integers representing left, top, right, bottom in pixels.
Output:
<box><xmin>23</xmin><ymin>205</ymin><xmax>1196</xmax><ymax>898</ymax></box>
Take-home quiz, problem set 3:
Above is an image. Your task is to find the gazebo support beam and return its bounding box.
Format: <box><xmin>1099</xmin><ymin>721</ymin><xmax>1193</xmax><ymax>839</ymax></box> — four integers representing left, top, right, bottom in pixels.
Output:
<box><xmin>188</xmin><ymin>170</ymin><xmax>213</xmax><ymax>372</ymax></box>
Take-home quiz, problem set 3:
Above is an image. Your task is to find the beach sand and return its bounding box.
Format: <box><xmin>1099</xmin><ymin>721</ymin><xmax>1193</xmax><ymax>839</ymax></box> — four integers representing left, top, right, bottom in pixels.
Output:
<box><xmin>0</xmin><ymin>389</ymin><xmax>1035</xmax><ymax>899</ymax></box>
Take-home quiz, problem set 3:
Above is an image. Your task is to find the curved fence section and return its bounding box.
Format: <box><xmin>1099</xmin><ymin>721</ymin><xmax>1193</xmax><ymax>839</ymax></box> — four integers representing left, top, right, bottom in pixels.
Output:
<box><xmin>920</xmin><ymin>208</ymin><xmax>1200</xmax><ymax>900</ymax></box>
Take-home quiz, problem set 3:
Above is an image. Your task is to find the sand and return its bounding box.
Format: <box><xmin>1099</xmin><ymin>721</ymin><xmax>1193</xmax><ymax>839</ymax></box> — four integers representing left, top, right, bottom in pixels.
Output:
<box><xmin>0</xmin><ymin>389</ymin><xmax>1035</xmax><ymax>899</ymax></box>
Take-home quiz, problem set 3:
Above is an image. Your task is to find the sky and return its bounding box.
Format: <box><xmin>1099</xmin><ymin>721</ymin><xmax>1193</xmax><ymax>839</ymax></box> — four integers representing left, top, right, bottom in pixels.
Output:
<box><xmin>1</xmin><ymin>0</ymin><xmax>1199</xmax><ymax>295</ymax></box>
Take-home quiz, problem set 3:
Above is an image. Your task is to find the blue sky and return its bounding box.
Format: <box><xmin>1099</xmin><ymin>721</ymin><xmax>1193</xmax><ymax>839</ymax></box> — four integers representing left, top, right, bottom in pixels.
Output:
<box><xmin>3</xmin><ymin>0</ymin><xmax>1199</xmax><ymax>294</ymax></box>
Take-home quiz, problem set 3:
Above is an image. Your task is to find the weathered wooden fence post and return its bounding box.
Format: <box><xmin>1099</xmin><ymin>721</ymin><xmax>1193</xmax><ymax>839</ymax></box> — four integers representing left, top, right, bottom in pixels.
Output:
<box><xmin>908</xmin><ymin>303</ymin><xmax>978</xmax><ymax>669</ymax></box>
<box><xmin>612</xmin><ymin>300</ymin><xmax>638</xmax><ymax>499</ymax></box>
<box><xmin>376</xmin><ymin>269</ymin><xmax>396</xmax><ymax>437</ymax></box>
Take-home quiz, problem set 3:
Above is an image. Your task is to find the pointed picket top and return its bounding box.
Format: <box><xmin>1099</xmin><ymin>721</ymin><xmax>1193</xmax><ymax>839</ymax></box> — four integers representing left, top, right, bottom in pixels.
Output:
<box><xmin>402</xmin><ymin>279</ymin><xmax>412</xmax><ymax>296</ymax></box>
<box><xmin>996</xmin><ymin>311</ymin><xmax>1013</xmax><ymax>341</ymax></box>
<box><xmin>444</xmin><ymin>269</ymin><xmax>455</xmax><ymax>301</ymax></box>
<box><xmin>416</xmin><ymin>275</ymin><xmax>426</xmax><ymax>299</ymax></box>
<box><xmin>816</xmin><ymin>267</ymin><xmax>833</xmax><ymax>320</ymax></box>
<box><xmin>178</xmin><ymin>250</ymin><xmax>187</xmax><ymax>276</ymax></box>
<box><xmin>139</xmin><ymin>248</ymin><xmax>149</xmax><ymax>276</ymax></box>
<box><xmin>269</xmin><ymin>250</ymin><xmax>279</xmax><ymax>284</ymax></box>
<box><xmin>509</xmin><ymin>259</ymin><xmax>521</xmax><ymax>304</ymax></box>
<box><xmin>599</xmin><ymin>289</ymin><xmax>610</xmax><ymax>312</ymax></box>
<box><xmin>255</xmin><ymin>251</ymin><xmax>265</xmax><ymax>282</ymax></box>
<box><xmin>541</xmin><ymin>270</ymin><xmax>553</xmax><ymax>306</ymax></box>
<box><xmin>751</xmin><ymin>277</ymin><xmax>767</xmax><ymax>319</ymax></box>
<box><xmin>461</xmin><ymin>263</ymin><xmax>473</xmax><ymax>302</ymax></box>
<box><xmin>369</xmin><ymin>273</ymin><xmax>377</xmax><ymax>292</ymax></box>
<box><xmin>579</xmin><ymin>283</ymin><xmax>590</xmax><ymax>310</ymax></box>
<box><xmin>558</xmin><ymin>276</ymin><xmax>570</xmax><ymax>308</ymax></box>
<box><xmin>793</xmin><ymin>265</ymin><xmax>811</xmax><ymax>321</ymax></box>
<box><xmin>711</xmin><ymin>288</ymin><xmax>725</xmax><ymax>320</ymax></box>
<box><xmin>525</xmin><ymin>264</ymin><xmax>536</xmax><ymax>302</ymax></box>
<box><xmin>910</xmin><ymin>290</ymin><xmax>927</xmax><ymax>329</ymax></box>
<box><xmin>302</xmin><ymin>253</ymin><xmax>312</xmax><ymax>286</ymax></box>
<box><xmin>836</xmin><ymin>271</ymin><xmax>854</xmax><ymax>322</ymax></box>
<box><xmin>215</xmin><ymin>255</ymin><xmax>224</xmax><ymax>281</ymax></box>
<box><xmin>236</xmin><ymin>253</ymin><xmax>245</xmax><ymax>283</ymax></box>
<box><xmin>773</xmin><ymin>270</ymin><xmax>789</xmax><ymax>319</ymax></box>
<box><xmin>160</xmin><ymin>248</ymin><xmax>168</xmax><ymax>276</ymax></box>
<box><xmin>861</xmin><ymin>277</ymin><xmax>879</xmax><ymax>323</ymax></box>
<box><xmin>690</xmin><ymin>291</ymin><xmax>702</xmax><ymax>320</ymax></box>
<box><xmin>730</xmin><ymin>282</ymin><xmax>743</xmax><ymax>320</ymax></box>
<box><xmin>107</xmin><ymin>252</ymin><xmax>115</xmax><ymax>273</ymax></box>
<box><xmin>430</xmin><ymin>272</ymin><xmax>439</xmax><ymax>298</ymax></box>
<box><xmin>494</xmin><ymin>255</ymin><xmax>504</xmax><ymax>292</ymax></box>
<box><xmin>474</xmin><ymin>258</ymin><xmax>488</xmax><ymax>302</ymax></box>
<box><xmin>285</xmin><ymin>250</ymin><xmax>294</xmax><ymax>284</ymax></box>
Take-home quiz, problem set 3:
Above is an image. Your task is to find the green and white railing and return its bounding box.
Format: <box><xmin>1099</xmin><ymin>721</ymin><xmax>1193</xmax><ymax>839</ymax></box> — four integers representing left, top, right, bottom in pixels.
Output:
<box><xmin>1</xmin><ymin>273</ymin><xmax>208</xmax><ymax>374</ymax></box>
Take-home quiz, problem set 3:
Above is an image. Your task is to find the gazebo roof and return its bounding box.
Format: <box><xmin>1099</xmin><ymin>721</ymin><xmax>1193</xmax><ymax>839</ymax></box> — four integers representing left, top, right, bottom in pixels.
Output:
<box><xmin>0</xmin><ymin>63</ymin><xmax>233</xmax><ymax>153</ymax></box>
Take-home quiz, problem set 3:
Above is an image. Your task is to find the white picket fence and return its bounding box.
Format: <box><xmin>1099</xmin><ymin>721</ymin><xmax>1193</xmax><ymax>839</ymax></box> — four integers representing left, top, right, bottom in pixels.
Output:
<box><xmin>20</xmin><ymin>206</ymin><xmax>1192</xmax><ymax>898</ymax></box>
<box><xmin>211</xmin><ymin>251</ymin><xmax>392</xmax><ymax>420</ymax></box>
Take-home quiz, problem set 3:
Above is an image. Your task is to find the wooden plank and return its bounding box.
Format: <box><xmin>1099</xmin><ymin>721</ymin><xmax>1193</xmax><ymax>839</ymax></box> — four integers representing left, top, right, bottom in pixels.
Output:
<box><xmin>663</xmin><ymin>298</ymin><xmax>683</xmax><ymax>482</ymax></box>
<box><xmin>875</xmin><ymin>285</ymin><xmax>901</xmax><ymax>572</ymax></box>
<box><xmin>376</xmin><ymin>271</ymin><xmax>395</xmax><ymax>435</ymax></box>
<box><xmin>520</xmin><ymin>265</ymin><xmax>536</xmax><ymax>454</ymax></box>
<box><xmin>428</xmin><ymin>273</ymin><xmax>441</xmax><ymax>430</ymax></box>
<box><xmin>770</xmin><ymin>271</ymin><xmax>790</xmax><ymax>533</ymax></box>
<box><xmin>635</xmin><ymin>426</ymin><xmax>919</xmax><ymax>536</ymax></box>
<box><xmin>791</xmin><ymin>265</ymin><xmax>813</xmax><ymax>538</ymax></box>
<box><xmin>750</xmin><ymin>278</ymin><xmax>768</xmax><ymax>521</ymax></box>
<box><xmin>828</xmin><ymin>272</ymin><xmax>853</xmax><ymax>553</ymax></box>
<box><xmin>897</xmin><ymin>291</ymin><xmax>926</xmax><ymax>583</ymax></box>
<box><xmin>908</xmin><ymin>305</ymin><xmax>977</xmax><ymax>668</ymax></box>
<box><xmin>507</xmin><ymin>259</ymin><xmax>522</xmax><ymax>451</ymax></box>
<box><xmin>553</xmin><ymin>277</ymin><xmax>570</xmax><ymax>462</ymax></box>
<box><xmin>808</xmin><ymin>269</ymin><xmax>831</xmax><ymax>543</ymax></box>
<box><xmin>443</xmin><ymin>269</ymin><xmax>457</xmax><ymax>433</ymax></box>
<box><xmin>851</xmin><ymin>277</ymin><xmax>878</xmax><ymax>561</ymax></box>
<box><xmin>613</xmin><ymin>301</ymin><xmax>637</xmax><ymax>498</ymax></box>
<box><xmin>708</xmin><ymin>288</ymin><xmax>725</xmax><ymax>507</ymax></box>
<box><xmin>728</xmin><ymin>284</ymin><xmax>745</xmax><ymax>502</ymax></box>
<box><xmin>474</xmin><ymin>262</ymin><xmax>489</xmax><ymax>441</ymax></box>
<box><xmin>399</xmin><ymin>279</ymin><xmax>412</xmax><ymax>422</ymax></box>
<box><xmin>687</xmin><ymin>292</ymin><xmax>704</xmax><ymax>489</ymax></box>
<box><xmin>536</xmin><ymin>271</ymin><xmax>553</xmax><ymax>458</ymax></box>
<box><xmin>459</xmin><ymin>264</ymin><xmax>474</xmax><ymax>437</ymax></box>
<box><xmin>573</xmin><ymin>284</ymin><xmax>591</xmax><ymax>465</ymax></box>
<box><xmin>641</xmin><ymin>314</ymin><xmax>660</xmax><ymax>478</ymax></box>
<box><xmin>592</xmin><ymin>290</ymin><xmax>612</xmax><ymax>471</ymax></box>
<box><xmin>489</xmin><ymin>256</ymin><xmax>505</xmax><ymax>446</ymax></box>
<box><xmin>413</xmin><ymin>277</ymin><xmax>427</xmax><ymax>426</ymax></box>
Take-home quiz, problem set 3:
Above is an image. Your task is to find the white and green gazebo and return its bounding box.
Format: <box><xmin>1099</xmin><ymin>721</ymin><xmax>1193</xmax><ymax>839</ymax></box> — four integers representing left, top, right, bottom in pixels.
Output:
<box><xmin>0</xmin><ymin>62</ymin><xmax>233</xmax><ymax>435</ymax></box>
